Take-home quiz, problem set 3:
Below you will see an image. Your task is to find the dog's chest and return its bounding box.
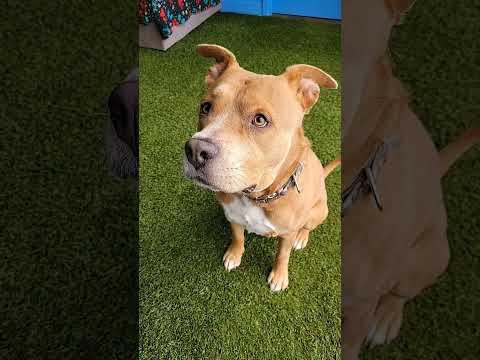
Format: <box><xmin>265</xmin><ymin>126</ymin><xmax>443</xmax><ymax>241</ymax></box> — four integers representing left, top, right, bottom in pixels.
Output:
<box><xmin>221</xmin><ymin>196</ymin><xmax>277</xmax><ymax>236</ymax></box>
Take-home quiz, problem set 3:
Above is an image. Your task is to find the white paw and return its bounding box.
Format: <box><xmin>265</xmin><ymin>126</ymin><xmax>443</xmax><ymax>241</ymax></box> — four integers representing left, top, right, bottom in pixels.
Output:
<box><xmin>292</xmin><ymin>229</ymin><xmax>309</xmax><ymax>251</ymax></box>
<box><xmin>292</xmin><ymin>238</ymin><xmax>306</xmax><ymax>250</ymax></box>
<box><xmin>365</xmin><ymin>296</ymin><xmax>405</xmax><ymax>347</ymax></box>
<box><xmin>366</xmin><ymin>314</ymin><xmax>402</xmax><ymax>347</ymax></box>
<box><xmin>267</xmin><ymin>269</ymin><xmax>289</xmax><ymax>292</ymax></box>
<box><xmin>223</xmin><ymin>248</ymin><xmax>242</xmax><ymax>272</ymax></box>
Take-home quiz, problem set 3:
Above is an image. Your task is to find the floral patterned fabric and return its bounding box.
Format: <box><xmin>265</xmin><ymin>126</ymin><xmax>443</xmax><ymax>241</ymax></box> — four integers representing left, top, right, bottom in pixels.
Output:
<box><xmin>138</xmin><ymin>0</ymin><xmax>220</xmax><ymax>39</ymax></box>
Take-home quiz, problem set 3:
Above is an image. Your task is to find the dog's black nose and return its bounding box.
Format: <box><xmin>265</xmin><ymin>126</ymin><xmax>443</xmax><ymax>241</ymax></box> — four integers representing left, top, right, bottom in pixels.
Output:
<box><xmin>185</xmin><ymin>138</ymin><xmax>218</xmax><ymax>169</ymax></box>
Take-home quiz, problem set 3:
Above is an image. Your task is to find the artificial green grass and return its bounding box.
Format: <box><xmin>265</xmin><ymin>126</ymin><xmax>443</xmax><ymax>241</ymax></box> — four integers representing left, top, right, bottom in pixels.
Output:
<box><xmin>140</xmin><ymin>14</ymin><xmax>341</xmax><ymax>360</ymax></box>
<box><xmin>2</xmin><ymin>1</ymin><xmax>138</xmax><ymax>359</ymax></box>
<box><xmin>362</xmin><ymin>1</ymin><xmax>480</xmax><ymax>359</ymax></box>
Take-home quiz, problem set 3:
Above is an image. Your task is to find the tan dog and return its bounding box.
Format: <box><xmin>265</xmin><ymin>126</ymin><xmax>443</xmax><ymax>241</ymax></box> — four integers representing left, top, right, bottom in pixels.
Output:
<box><xmin>342</xmin><ymin>1</ymin><xmax>480</xmax><ymax>358</ymax></box>
<box><xmin>183</xmin><ymin>44</ymin><xmax>340</xmax><ymax>291</ymax></box>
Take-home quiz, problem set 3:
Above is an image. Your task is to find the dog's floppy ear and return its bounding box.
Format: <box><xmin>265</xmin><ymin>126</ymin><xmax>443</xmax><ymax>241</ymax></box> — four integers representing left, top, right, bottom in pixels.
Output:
<box><xmin>282</xmin><ymin>64</ymin><xmax>338</xmax><ymax>114</ymax></box>
<box><xmin>196</xmin><ymin>44</ymin><xmax>238</xmax><ymax>86</ymax></box>
<box><xmin>385</xmin><ymin>0</ymin><xmax>417</xmax><ymax>24</ymax></box>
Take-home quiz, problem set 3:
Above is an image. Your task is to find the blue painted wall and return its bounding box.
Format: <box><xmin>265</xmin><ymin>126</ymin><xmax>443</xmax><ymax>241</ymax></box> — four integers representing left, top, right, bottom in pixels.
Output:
<box><xmin>220</xmin><ymin>0</ymin><xmax>341</xmax><ymax>20</ymax></box>
<box><xmin>273</xmin><ymin>1</ymin><xmax>340</xmax><ymax>20</ymax></box>
<box><xmin>220</xmin><ymin>0</ymin><xmax>270</xmax><ymax>16</ymax></box>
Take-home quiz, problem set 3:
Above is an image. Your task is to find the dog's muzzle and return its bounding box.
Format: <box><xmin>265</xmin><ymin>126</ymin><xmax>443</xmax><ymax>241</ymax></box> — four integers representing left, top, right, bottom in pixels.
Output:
<box><xmin>184</xmin><ymin>138</ymin><xmax>218</xmax><ymax>170</ymax></box>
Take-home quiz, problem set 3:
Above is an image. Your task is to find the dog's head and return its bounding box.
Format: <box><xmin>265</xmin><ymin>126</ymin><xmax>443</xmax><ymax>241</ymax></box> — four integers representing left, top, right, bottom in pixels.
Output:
<box><xmin>342</xmin><ymin>0</ymin><xmax>417</xmax><ymax>137</ymax></box>
<box><xmin>183</xmin><ymin>44</ymin><xmax>337</xmax><ymax>194</ymax></box>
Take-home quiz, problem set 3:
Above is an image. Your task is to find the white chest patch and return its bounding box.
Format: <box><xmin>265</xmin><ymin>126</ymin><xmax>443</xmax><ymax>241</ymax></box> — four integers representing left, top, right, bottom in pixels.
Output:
<box><xmin>221</xmin><ymin>196</ymin><xmax>277</xmax><ymax>236</ymax></box>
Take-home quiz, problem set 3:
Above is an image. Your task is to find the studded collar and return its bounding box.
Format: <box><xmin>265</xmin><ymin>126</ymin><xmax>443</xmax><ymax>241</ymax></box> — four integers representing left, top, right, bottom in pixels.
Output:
<box><xmin>242</xmin><ymin>142</ymin><xmax>309</xmax><ymax>206</ymax></box>
<box><xmin>341</xmin><ymin>94</ymin><xmax>404</xmax><ymax>217</ymax></box>
<box><xmin>341</xmin><ymin>137</ymin><xmax>399</xmax><ymax>217</ymax></box>
<box><xmin>249</xmin><ymin>161</ymin><xmax>305</xmax><ymax>205</ymax></box>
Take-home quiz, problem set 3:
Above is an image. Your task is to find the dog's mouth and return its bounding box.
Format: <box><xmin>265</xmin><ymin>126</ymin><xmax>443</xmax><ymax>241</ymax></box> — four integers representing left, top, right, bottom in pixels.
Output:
<box><xmin>191</xmin><ymin>176</ymin><xmax>221</xmax><ymax>192</ymax></box>
<box><xmin>183</xmin><ymin>155</ymin><xmax>257</xmax><ymax>194</ymax></box>
<box><xmin>185</xmin><ymin>169</ymin><xmax>217</xmax><ymax>190</ymax></box>
<box><xmin>193</xmin><ymin>177</ymin><xmax>255</xmax><ymax>194</ymax></box>
<box><xmin>194</xmin><ymin>175</ymin><xmax>212</xmax><ymax>187</ymax></box>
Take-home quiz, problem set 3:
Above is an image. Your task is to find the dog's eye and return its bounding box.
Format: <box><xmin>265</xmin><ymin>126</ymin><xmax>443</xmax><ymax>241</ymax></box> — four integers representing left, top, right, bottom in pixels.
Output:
<box><xmin>200</xmin><ymin>102</ymin><xmax>212</xmax><ymax>115</ymax></box>
<box><xmin>252</xmin><ymin>114</ymin><xmax>269</xmax><ymax>128</ymax></box>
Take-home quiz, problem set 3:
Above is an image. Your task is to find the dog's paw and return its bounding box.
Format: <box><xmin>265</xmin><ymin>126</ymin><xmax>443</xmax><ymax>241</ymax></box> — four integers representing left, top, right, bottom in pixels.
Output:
<box><xmin>223</xmin><ymin>246</ymin><xmax>243</xmax><ymax>272</ymax></box>
<box><xmin>293</xmin><ymin>228</ymin><xmax>310</xmax><ymax>250</ymax></box>
<box><xmin>366</xmin><ymin>294</ymin><xmax>406</xmax><ymax>347</ymax></box>
<box><xmin>267</xmin><ymin>269</ymin><xmax>289</xmax><ymax>292</ymax></box>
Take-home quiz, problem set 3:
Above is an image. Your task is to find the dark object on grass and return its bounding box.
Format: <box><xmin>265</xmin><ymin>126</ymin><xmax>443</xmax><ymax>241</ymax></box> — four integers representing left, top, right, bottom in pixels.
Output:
<box><xmin>105</xmin><ymin>68</ymin><xmax>139</xmax><ymax>184</ymax></box>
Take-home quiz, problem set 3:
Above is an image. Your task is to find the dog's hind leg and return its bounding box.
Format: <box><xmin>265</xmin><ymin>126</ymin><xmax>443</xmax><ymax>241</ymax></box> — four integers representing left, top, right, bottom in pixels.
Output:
<box><xmin>304</xmin><ymin>199</ymin><xmax>329</xmax><ymax>230</ymax></box>
<box><xmin>394</xmin><ymin>222</ymin><xmax>450</xmax><ymax>299</ymax></box>
<box><xmin>366</xmin><ymin>222</ymin><xmax>450</xmax><ymax>347</ymax></box>
<box><xmin>293</xmin><ymin>200</ymin><xmax>328</xmax><ymax>250</ymax></box>
<box><xmin>292</xmin><ymin>228</ymin><xmax>310</xmax><ymax>250</ymax></box>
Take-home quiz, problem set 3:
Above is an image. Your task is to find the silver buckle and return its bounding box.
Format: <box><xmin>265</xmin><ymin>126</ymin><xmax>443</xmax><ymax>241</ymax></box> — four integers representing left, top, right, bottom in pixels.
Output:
<box><xmin>365</xmin><ymin>167</ymin><xmax>383</xmax><ymax>211</ymax></box>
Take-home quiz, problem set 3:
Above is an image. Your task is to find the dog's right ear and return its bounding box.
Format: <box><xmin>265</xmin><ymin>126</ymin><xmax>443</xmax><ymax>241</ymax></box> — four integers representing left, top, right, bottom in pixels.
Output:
<box><xmin>196</xmin><ymin>44</ymin><xmax>238</xmax><ymax>86</ymax></box>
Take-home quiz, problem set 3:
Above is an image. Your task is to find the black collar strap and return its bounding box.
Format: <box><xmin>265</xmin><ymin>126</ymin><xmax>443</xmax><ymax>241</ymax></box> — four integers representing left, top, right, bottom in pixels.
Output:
<box><xmin>341</xmin><ymin>137</ymin><xmax>399</xmax><ymax>217</ymax></box>
<box><xmin>252</xmin><ymin>161</ymin><xmax>305</xmax><ymax>205</ymax></box>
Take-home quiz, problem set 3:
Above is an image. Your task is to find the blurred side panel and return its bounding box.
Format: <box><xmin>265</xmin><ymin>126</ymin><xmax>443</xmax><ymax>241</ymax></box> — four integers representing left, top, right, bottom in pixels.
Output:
<box><xmin>2</xmin><ymin>2</ymin><xmax>138</xmax><ymax>359</ymax></box>
<box><xmin>342</xmin><ymin>1</ymin><xmax>479</xmax><ymax>359</ymax></box>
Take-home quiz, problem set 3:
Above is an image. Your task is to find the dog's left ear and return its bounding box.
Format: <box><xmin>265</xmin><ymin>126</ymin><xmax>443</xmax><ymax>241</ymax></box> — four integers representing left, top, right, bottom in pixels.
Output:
<box><xmin>282</xmin><ymin>64</ymin><xmax>338</xmax><ymax>114</ymax></box>
<box><xmin>196</xmin><ymin>44</ymin><xmax>239</xmax><ymax>86</ymax></box>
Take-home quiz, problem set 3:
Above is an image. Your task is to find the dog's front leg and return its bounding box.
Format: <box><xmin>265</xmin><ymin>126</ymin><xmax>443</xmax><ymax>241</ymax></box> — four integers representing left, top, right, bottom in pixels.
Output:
<box><xmin>223</xmin><ymin>223</ymin><xmax>245</xmax><ymax>271</ymax></box>
<box><xmin>341</xmin><ymin>299</ymin><xmax>377</xmax><ymax>360</ymax></box>
<box><xmin>268</xmin><ymin>233</ymin><xmax>295</xmax><ymax>291</ymax></box>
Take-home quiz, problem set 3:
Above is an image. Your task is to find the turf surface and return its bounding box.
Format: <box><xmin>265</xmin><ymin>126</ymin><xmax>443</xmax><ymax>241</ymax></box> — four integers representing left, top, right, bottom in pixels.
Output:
<box><xmin>362</xmin><ymin>1</ymin><xmax>480</xmax><ymax>359</ymax></box>
<box><xmin>140</xmin><ymin>14</ymin><xmax>341</xmax><ymax>360</ymax></box>
<box><xmin>3</xmin><ymin>1</ymin><xmax>138</xmax><ymax>358</ymax></box>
